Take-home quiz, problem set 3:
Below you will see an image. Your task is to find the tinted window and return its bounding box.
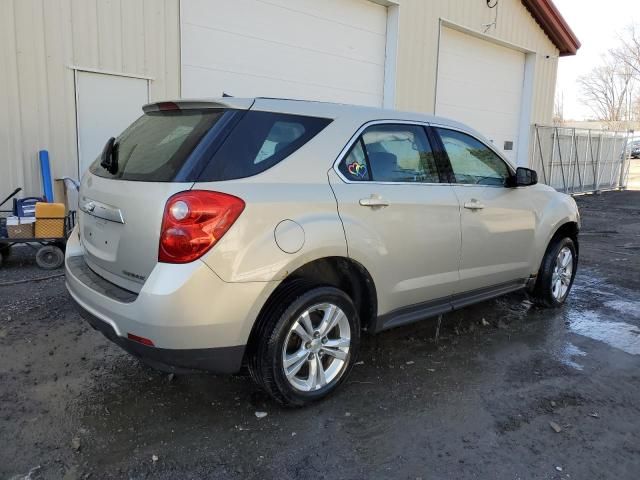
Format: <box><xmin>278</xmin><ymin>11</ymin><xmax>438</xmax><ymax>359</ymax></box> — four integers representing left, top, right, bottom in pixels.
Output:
<box><xmin>90</xmin><ymin>109</ymin><xmax>227</xmax><ymax>181</ymax></box>
<box><xmin>436</xmin><ymin>128</ymin><xmax>511</xmax><ymax>186</ymax></box>
<box><xmin>199</xmin><ymin>111</ymin><xmax>331</xmax><ymax>181</ymax></box>
<box><xmin>339</xmin><ymin>124</ymin><xmax>439</xmax><ymax>183</ymax></box>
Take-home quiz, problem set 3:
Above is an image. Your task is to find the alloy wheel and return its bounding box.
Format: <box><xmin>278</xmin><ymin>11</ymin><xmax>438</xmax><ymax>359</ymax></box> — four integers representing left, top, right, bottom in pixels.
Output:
<box><xmin>282</xmin><ymin>303</ymin><xmax>351</xmax><ymax>392</ymax></box>
<box><xmin>551</xmin><ymin>246</ymin><xmax>573</xmax><ymax>301</ymax></box>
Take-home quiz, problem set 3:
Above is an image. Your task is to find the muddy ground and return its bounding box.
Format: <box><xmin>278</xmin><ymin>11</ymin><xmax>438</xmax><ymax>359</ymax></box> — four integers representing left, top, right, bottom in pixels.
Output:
<box><xmin>1</xmin><ymin>190</ymin><xmax>639</xmax><ymax>480</ymax></box>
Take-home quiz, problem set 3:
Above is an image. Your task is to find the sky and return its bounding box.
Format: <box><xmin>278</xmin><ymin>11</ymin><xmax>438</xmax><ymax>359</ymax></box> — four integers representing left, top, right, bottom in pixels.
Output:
<box><xmin>554</xmin><ymin>0</ymin><xmax>640</xmax><ymax>120</ymax></box>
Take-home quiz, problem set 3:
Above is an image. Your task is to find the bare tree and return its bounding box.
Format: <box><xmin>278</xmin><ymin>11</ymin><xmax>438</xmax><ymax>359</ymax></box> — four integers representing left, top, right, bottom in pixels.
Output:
<box><xmin>577</xmin><ymin>55</ymin><xmax>633</xmax><ymax>124</ymax></box>
<box><xmin>614</xmin><ymin>24</ymin><xmax>640</xmax><ymax>78</ymax></box>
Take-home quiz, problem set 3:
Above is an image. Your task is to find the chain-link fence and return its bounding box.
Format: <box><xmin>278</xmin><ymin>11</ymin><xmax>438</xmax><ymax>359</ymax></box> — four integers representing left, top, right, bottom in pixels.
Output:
<box><xmin>530</xmin><ymin>125</ymin><xmax>632</xmax><ymax>194</ymax></box>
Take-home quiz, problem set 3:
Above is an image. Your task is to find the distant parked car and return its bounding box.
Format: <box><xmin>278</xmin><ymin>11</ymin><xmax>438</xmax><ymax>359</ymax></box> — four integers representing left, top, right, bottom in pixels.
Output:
<box><xmin>630</xmin><ymin>140</ymin><xmax>640</xmax><ymax>159</ymax></box>
<box><xmin>65</xmin><ymin>98</ymin><xmax>580</xmax><ymax>406</ymax></box>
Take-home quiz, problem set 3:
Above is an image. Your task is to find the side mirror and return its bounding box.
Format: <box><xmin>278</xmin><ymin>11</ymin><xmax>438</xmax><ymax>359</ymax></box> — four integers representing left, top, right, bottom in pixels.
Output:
<box><xmin>512</xmin><ymin>167</ymin><xmax>537</xmax><ymax>187</ymax></box>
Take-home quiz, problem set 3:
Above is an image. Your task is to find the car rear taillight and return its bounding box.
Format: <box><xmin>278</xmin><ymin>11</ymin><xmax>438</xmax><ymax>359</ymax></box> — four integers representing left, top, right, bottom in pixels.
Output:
<box><xmin>159</xmin><ymin>191</ymin><xmax>245</xmax><ymax>264</ymax></box>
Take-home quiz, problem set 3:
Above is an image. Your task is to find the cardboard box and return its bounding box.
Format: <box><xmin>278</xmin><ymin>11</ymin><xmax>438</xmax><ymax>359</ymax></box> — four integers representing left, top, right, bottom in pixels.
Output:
<box><xmin>8</xmin><ymin>224</ymin><xmax>33</xmax><ymax>238</ymax></box>
<box><xmin>54</xmin><ymin>179</ymin><xmax>70</xmax><ymax>212</ymax></box>
<box><xmin>35</xmin><ymin>202</ymin><xmax>65</xmax><ymax>238</ymax></box>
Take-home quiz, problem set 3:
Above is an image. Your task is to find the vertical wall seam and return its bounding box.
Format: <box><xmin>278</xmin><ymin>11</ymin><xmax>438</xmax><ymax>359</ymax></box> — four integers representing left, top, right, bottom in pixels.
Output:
<box><xmin>12</xmin><ymin>0</ymin><xmax>27</xmax><ymax>191</ymax></box>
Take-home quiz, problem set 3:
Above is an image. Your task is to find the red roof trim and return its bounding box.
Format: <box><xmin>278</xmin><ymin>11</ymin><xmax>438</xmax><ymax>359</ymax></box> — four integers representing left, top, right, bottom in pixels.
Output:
<box><xmin>521</xmin><ymin>0</ymin><xmax>581</xmax><ymax>56</ymax></box>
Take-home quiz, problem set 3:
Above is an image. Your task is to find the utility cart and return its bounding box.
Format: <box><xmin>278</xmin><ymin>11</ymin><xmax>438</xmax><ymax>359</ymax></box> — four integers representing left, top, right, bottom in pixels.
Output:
<box><xmin>0</xmin><ymin>210</ymin><xmax>76</xmax><ymax>269</ymax></box>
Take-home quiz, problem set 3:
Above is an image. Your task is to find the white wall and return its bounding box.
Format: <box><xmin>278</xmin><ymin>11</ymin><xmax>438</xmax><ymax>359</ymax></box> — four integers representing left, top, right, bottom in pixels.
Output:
<box><xmin>393</xmin><ymin>0</ymin><xmax>560</xmax><ymax>127</ymax></box>
<box><xmin>180</xmin><ymin>0</ymin><xmax>388</xmax><ymax>107</ymax></box>
<box><xmin>0</xmin><ymin>0</ymin><xmax>180</xmax><ymax>198</ymax></box>
<box><xmin>0</xmin><ymin>0</ymin><xmax>562</xmax><ymax>198</ymax></box>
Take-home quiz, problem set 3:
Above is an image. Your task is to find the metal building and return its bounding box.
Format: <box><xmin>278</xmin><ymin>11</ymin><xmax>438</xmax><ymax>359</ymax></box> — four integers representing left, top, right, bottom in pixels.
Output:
<box><xmin>0</xmin><ymin>0</ymin><xmax>578</xmax><ymax>197</ymax></box>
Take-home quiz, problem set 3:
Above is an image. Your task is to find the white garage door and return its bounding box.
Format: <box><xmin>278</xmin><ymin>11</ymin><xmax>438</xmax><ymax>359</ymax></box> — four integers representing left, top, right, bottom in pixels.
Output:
<box><xmin>436</xmin><ymin>27</ymin><xmax>525</xmax><ymax>163</ymax></box>
<box><xmin>180</xmin><ymin>0</ymin><xmax>387</xmax><ymax>106</ymax></box>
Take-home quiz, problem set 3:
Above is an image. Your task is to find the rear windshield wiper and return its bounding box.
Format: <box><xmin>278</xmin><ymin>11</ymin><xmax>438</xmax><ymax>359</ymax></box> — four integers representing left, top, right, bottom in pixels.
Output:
<box><xmin>100</xmin><ymin>137</ymin><xmax>119</xmax><ymax>175</ymax></box>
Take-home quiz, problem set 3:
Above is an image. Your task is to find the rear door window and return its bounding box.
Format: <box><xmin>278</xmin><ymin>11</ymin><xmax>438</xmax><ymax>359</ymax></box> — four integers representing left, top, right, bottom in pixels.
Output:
<box><xmin>198</xmin><ymin>111</ymin><xmax>331</xmax><ymax>181</ymax></box>
<box><xmin>90</xmin><ymin>109</ymin><xmax>228</xmax><ymax>181</ymax></box>
<box><xmin>338</xmin><ymin>124</ymin><xmax>440</xmax><ymax>183</ymax></box>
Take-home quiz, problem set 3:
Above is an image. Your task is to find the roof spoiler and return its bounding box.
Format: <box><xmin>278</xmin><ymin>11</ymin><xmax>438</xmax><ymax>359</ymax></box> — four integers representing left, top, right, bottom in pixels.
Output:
<box><xmin>142</xmin><ymin>98</ymin><xmax>255</xmax><ymax>113</ymax></box>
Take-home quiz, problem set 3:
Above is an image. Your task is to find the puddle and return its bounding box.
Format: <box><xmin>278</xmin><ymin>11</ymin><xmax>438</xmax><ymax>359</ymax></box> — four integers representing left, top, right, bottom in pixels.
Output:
<box><xmin>604</xmin><ymin>300</ymin><xmax>640</xmax><ymax>319</ymax></box>
<box><xmin>555</xmin><ymin>342</ymin><xmax>587</xmax><ymax>370</ymax></box>
<box><xmin>567</xmin><ymin>310</ymin><xmax>640</xmax><ymax>356</ymax></box>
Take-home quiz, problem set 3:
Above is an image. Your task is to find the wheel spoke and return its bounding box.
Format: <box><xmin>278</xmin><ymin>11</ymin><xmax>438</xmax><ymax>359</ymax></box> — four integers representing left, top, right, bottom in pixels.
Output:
<box><xmin>560</xmin><ymin>283</ymin><xmax>568</xmax><ymax>297</ymax></box>
<box><xmin>324</xmin><ymin>337</ymin><xmax>350</xmax><ymax>349</ymax></box>
<box><xmin>315</xmin><ymin>356</ymin><xmax>327</xmax><ymax>388</ymax></box>
<box><xmin>321</xmin><ymin>346</ymin><xmax>347</xmax><ymax>360</ymax></box>
<box><xmin>318</xmin><ymin>305</ymin><xmax>344</xmax><ymax>337</ymax></box>
<box><xmin>284</xmin><ymin>349</ymin><xmax>308</xmax><ymax>377</ymax></box>
<box><xmin>307</xmin><ymin>355</ymin><xmax>318</xmax><ymax>390</ymax></box>
<box><xmin>561</xmin><ymin>250</ymin><xmax>572</xmax><ymax>267</ymax></box>
<box><xmin>299</xmin><ymin>311</ymin><xmax>314</xmax><ymax>338</ymax></box>
<box><xmin>293</xmin><ymin>322</ymin><xmax>312</xmax><ymax>343</ymax></box>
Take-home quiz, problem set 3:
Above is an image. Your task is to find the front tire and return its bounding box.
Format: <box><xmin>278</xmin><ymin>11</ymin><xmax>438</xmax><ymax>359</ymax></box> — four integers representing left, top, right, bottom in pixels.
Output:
<box><xmin>249</xmin><ymin>283</ymin><xmax>360</xmax><ymax>406</ymax></box>
<box><xmin>532</xmin><ymin>237</ymin><xmax>577</xmax><ymax>307</ymax></box>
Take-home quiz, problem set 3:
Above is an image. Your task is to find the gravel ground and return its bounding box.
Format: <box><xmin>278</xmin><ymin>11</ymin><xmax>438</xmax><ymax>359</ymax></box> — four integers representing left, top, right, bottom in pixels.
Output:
<box><xmin>1</xmin><ymin>190</ymin><xmax>639</xmax><ymax>480</ymax></box>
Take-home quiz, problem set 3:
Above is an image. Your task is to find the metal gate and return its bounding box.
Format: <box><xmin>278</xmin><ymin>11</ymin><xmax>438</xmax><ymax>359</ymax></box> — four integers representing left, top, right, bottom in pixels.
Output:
<box><xmin>530</xmin><ymin>125</ymin><xmax>631</xmax><ymax>194</ymax></box>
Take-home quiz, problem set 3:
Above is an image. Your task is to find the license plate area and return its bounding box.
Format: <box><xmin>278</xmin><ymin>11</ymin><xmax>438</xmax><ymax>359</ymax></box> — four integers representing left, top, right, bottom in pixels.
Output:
<box><xmin>82</xmin><ymin>214</ymin><xmax>121</xmax><ymax>262</ymax></box>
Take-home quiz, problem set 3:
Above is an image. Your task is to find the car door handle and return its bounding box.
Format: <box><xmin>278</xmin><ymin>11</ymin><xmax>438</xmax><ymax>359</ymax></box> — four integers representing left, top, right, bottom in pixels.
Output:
<box><xmin>464</xmin><ymin>200</ymin><xmax>485</xmax><ymax>210</ymax></box>
<box><xmin>359</xmin><ymin>196</ymin><xmax>390</xmax><ymax>208</ymax></box>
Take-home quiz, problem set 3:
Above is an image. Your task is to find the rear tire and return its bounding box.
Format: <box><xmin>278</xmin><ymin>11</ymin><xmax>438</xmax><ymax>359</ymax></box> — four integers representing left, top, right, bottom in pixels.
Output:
<box><xmin>0</xmin><ymin>245</ymin><xmax>11</xmax><ymax>260</ymax></box>
<box><xmin>35</xmin><ymin>245</ymin><xmax>64</xmax><ymax>270</ymax></box>
<box><xmin>248</xmin><ymin>282</ymin><xmax>360</xmax><ymax>407</ymax></box>
<box><xmin>532</xmin><ymin>237</ymin><xmax>577</xmax><ymax>307</ymax></box>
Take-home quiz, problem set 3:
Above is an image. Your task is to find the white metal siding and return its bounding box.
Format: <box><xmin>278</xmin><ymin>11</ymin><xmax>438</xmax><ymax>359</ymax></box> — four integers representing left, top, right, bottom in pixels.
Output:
<box><xmin>1</xmin><ymin>0</ymin><xmax>561</xmax><ymax>197</ymax></box>
<box><xmin>393</xmin><ymin>0</ymin><xmax>559</xmax><ymax>126</ymax></box>
<box><xmin>436</xmin><ymin>27</ymin><xmax>526</xmax><ymax>162</ymax></box>
<box><xmin>180</xmin><ymin>0</ymin><xmax>387</xmax><ymax>106</ymax></box>
<box><xmin>0</xmin><ymin>0</ymin><xmax>180</xmax><ymax>198</ymax></box>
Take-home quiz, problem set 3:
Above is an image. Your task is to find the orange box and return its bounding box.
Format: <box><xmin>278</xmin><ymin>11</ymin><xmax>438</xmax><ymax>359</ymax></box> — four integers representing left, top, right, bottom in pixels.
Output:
<box><xmin>35</xmin><ymin>202</ymin><xmax>65</xmax><ymax>238</ymax></box>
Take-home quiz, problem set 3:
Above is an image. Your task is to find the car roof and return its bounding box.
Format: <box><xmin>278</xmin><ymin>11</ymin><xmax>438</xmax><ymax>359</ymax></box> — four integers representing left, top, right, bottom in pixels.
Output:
<box><xmin>144</xmin><ymin>96</ymin><xmax>508</xmax><ymax>166</ymax></box>
<box><xmin>148</xmin><ymin>96</ymin><xmax>474</xmax><ymax>131</ymax></box>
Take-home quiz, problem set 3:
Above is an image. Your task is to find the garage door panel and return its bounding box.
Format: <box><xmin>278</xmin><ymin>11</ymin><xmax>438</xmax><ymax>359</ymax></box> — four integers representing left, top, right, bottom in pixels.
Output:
<box><xmin>436</xmin><ymin>27</ymin><xmax>525</xmax><ymax>162</ymax></box>
<box><xmin>260</xmin><ymin>0</ymin><xmax>387</xmax><ymax>34</ymax></box>
<box><xmin>435</xmin><ymin>104</ymin><xmax>518</xmax><ymax>144</ymax></box>
<box><xmin>181</xmin><ymin>0</ymin><xmax>386</xmax><ymax>106</ymax></box>
<box><xmin>182</xmin><ymin>27</ymin><xmax>384</xmax><ymax>96</ymax></box>
<box><xmin>436</xmin><ymin>76</ymin><xmax>523</xmax><ymax>112</ymax></box>
<box><xmin>182</xmin><ymin>65</ymin><xmax>381</xmax><ymax>106</ymax></box>
<box><xmin>437</xmin><ymin>58</ymin><xmax>523</xmax><ymax>95</ymax></box>
<box><xmin>181</xmin><ymin>24</ymin><xmax>386</xmax><ymax>81</ymax></box>
<box><xmin>183</xmin><ymin>0</ymin><xmax>386</xmax><ymax>66</ymax></box>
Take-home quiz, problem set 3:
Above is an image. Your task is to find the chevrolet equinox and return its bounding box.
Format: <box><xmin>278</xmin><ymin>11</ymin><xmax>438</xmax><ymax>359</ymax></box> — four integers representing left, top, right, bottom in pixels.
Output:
<box><xmin>65</xmin><ymin>98</ymin><xmax>580</xmax><ymax>406</ymax></box>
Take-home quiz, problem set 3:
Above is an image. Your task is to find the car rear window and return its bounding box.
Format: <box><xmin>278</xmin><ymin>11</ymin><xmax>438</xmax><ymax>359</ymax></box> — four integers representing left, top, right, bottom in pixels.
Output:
<box><xmin>197</xmin><ymin>111</ymin><xmax>332</xmax><ymax>181</ymax></box>
<box><xmin>89</xmin><ymin>109</ymin><xmax>228</xmax><ymax>181</ymax></box>
<box><xmin>90</xmin><ymin>109</ymin><xmax>331</xmax><ymax>182</ymax></box>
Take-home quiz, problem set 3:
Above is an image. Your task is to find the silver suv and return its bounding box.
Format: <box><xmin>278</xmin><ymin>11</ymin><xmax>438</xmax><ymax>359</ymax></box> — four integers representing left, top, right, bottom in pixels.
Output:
<box><xmin>65</xmin><ymin>98</ymin><xmax>580</xmax><ymax>406</ymax></box>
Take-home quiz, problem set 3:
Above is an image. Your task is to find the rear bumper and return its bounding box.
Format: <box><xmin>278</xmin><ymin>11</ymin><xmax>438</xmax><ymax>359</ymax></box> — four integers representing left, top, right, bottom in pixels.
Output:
<box><xmin>65</xmin><ymin>227</ymin><xmax>276</xmax><ymax>374</ymax></box>
<box><xmin>75</xmin><ymin>302</ymin><xmax>244</xmax><ymax>373</ymax></box>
